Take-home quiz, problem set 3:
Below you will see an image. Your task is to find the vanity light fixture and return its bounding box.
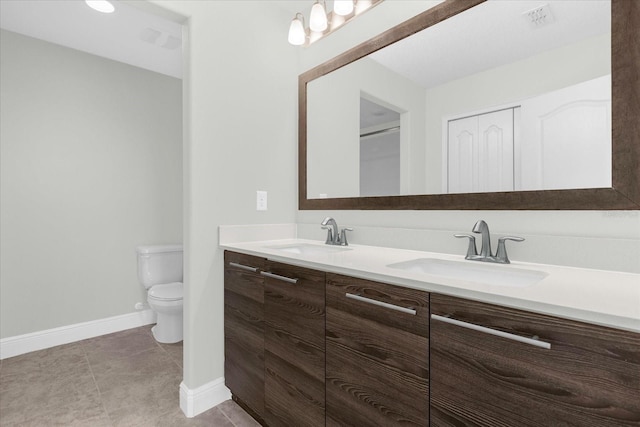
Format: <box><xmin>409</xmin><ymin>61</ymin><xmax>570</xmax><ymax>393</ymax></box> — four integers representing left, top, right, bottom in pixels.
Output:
<box><xmin>309</xmin><ymin>0</ymin><xmax>328</xmax><ymax>32</ymax></box>
<box><xmin>288</xmin><ymin>13</ymin><xmax>307</xmax><ymax>46</ymax></box>
<box><xmin>288</xmin><ymin>0</ymin><xmax>383</xmax><ymax>46</ymax></box>
<box><xmin>334</xmin><ymin>0</ymin><xmax>354</xmax><ymax>16</ymax></box>
<box><xmin>85</xmin><ymin>0</ymin><xmax>115</xmax><ymax>14</ymax></box>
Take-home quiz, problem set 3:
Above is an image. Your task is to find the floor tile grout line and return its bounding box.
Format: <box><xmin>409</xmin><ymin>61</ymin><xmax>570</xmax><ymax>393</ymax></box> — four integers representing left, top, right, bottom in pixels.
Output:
<box><xmin>83</xmin><ymin>347</ymin><xmax>115</xmax><ymax>427</ymax></box>
<box><xmin>217</xmin><ymin>405</ymin><xmax>239</xmax><ymax>427</ymax></box>
<box><xmin>148</xmin><ymin>326</ymin><xmax>184</xmax><ymax>371</ymax></box>
<box><xmin>84</xmin><ymin>326</ymin><xmax>162</xmax><ymax>361</ymax></box>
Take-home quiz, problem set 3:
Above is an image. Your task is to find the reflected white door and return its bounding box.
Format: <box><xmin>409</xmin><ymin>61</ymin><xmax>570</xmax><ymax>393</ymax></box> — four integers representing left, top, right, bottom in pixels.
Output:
<box><xmin>518</xmin><ymin>75</ymin><xmax>611</xmax><ymax>190</ymax></box>
<box><xmin>447</xmin><ymin>109</ymin><xmax>514</xmax><ymax>193</ymax></box>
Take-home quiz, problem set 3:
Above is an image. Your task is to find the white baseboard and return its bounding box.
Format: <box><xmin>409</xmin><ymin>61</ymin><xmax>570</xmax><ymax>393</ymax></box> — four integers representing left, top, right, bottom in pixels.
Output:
<box><xmin>180</xmin><ymin>378</ymin><xmax>231</xmax><ymax>418</ymax></box>
<box><xmin>0</xmin><ymin>309</ymin><xmax>157</xmax><ymax>360</ymax></box>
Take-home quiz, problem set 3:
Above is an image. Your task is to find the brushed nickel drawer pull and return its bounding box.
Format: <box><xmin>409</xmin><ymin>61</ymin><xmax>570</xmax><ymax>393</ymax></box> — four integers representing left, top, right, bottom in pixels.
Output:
<box><xmin>260</xmin><ymin>271</ymin><xmax>299</xmax><ymax>284</ymax></box>
<box><xmin>346</xmin><ymin>293</ymin><xmax>417</xmax><ymax>315</ymax></box>
<box><xmin>228</xmin><ymin>262</ymin><xmax>259</xmax><ymax>272</ymax></box>
<box><xmin>431</xmin><ymin>314</ymin><xmax>551</xmax><ymax>349</ymax></box>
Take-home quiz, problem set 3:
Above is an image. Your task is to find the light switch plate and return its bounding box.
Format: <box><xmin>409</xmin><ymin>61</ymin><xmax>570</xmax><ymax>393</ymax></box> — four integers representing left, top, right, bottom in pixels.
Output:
<box><xmin>256</xmin><ymin>190</ymin><xmax>267</xmax><ymax>211</ymax></box>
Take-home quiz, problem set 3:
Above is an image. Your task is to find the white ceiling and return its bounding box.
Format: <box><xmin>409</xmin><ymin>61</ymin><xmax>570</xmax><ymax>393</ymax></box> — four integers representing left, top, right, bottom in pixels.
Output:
<box><xmin>0</xmin><ymin>0</ymin><xmax>611</xmax><ymax>85</ymax></box>
<box><xmin>360</xmin><ymin>97</ymin><xmax>399</xmax><ymax>130</ymax></box>
<box><xmin>369</xmin><ymin>0</ymin><xmax>611</xmax><ymax>89</ymax></box>
<box><xmin>0</xmin><ymin>0</ymin><xmax>183</xmax><ymax>79</ymax></box>
<box><xmin>0</xmin><ymin>0</ymin><xmax>312</xmax><ymax>79</ymax></box>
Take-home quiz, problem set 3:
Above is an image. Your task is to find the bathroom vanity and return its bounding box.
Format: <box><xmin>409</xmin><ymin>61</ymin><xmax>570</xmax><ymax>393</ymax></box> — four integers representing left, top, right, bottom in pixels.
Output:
<box><xmin>220</xmin><ymin>0</ymin><xmax>640</xmax><ymax>423</ymax></box>
<box><xmin>222</xmin><ymin>241</ymin><xmax>640</xmax><ymax>427</ymax></box>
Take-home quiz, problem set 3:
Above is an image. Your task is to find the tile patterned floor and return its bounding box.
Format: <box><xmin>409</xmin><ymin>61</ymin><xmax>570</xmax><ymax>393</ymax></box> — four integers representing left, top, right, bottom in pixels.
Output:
<box><xmin>0</xmin><ymin>325</ymin><xmax>260</xmax><ymax>426</ymax></box>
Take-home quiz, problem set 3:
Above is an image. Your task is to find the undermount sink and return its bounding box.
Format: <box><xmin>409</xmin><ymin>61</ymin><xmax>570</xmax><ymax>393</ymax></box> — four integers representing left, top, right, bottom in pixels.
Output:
<box><xmin>266</xmin><ymin>243</ymin><xmax>352</xmax><ymax>256</ymax></box>
<box><xmin>387</xmin><ymin>258</ymin><xmax>548</xmax><ymax>287</ymax></box>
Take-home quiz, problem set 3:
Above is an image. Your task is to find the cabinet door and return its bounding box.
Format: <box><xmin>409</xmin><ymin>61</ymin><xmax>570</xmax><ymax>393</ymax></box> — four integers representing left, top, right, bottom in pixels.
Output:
<box><xmin>431</xmin><ymin>294</ymin><xmax>640</xmax><ymax>426</ymax></box>
<box><xmin>223</xmin><ymin>251</ymin><xmax>266</xmax><ymax>420</ymax></box>
<box><xmin>326</xmin><ymin>273</ymin><xmax>430</xmax><ymax>427</ymax></box>
<box><xmin>264</xmin><ymin>262</ymin><xmax>325</xmax><ymax>427</ymax></box>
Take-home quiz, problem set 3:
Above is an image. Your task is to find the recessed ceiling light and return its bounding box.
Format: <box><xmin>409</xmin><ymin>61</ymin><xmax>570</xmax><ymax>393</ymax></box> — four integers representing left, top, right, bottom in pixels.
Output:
<box><xmin>85</xmin><ymin>0</ymin><xmax>115</xmax><ymax>14</ymax></box>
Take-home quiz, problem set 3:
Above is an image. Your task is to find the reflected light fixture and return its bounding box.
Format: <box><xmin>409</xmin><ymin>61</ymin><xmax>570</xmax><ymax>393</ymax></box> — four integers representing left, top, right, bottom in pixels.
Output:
<box><xmin>85</xmin><ymin>0</ymin><xmax>115</xmax><ymax>13</ymax></box>
<box><xmin>288</xmin><ymin>0</ymin><xmax>382</xmax><ymax>46</ymax></box>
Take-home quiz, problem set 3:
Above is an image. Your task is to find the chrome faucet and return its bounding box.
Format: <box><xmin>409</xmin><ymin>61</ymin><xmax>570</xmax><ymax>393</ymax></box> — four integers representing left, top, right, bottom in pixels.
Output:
<box><xmin>455</xmin><ymin>220</ymin><xmax>524</xmax><ymax>264</ymax></box>
<box><xmin>321</xmin><ymin>217</ymin><xmax>352</xmax><ymax>246</ymax></box>
<box><xmin>473</xmin><ymin>220</ymin><xmax>492</xmax><ymax>258</ymax></box>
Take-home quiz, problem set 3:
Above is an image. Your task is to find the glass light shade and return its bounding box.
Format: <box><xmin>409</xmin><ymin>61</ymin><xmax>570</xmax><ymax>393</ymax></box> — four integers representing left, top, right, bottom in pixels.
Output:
<box><xmin>355</xmin><ymin>0</ymin><xmax>372</xmax><ymax>15</ymax></box>
<box><xmin>334</xmin><ymin>0</ymin><xmax>354</xmax><ymax>16</ymax></box>
<box><xmin>85</xmin><ymin>0</ymin><xmax>115</xmax><ymax>13</ymax></box>
<box><xmin>309</xmin><ymin>1</ymin><xmax>328</xmax><ymax>32</ymax></box>
<box><xmin>288</xmin><ymin>16</ymin><xmax>306</xmax><ymax>46</ymax></box>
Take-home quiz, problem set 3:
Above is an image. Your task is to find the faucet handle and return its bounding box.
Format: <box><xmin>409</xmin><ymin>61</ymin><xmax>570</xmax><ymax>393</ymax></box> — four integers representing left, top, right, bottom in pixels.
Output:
<box><xmin>339</xmin><ymin>228</ymin><xmax>353</xmax><ymax>246</ymax></box>
<box><xmin>496</xmin><ymin>236</ymin><xmax>524</xmax><ymax>264</ymax></box>
<box><xmin>454</xmin><ymin>234</ymin><xmax>478</xmax><ymax>259</ymax></box>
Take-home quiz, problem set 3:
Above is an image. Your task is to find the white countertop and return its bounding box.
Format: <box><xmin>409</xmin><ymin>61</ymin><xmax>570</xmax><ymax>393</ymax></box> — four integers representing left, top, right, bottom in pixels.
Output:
<box><xmin>220</xmin><ymin>238</ymin><xmax>640</xmax><ymax>333</ymax></box>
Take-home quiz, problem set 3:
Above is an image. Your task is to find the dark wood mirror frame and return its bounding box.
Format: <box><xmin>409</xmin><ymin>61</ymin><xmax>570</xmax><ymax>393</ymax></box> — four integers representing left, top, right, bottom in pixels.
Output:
<box><xmin>299</xmin><ymin>0</ymin><xmax>639</xmax><ymax>210</ymax></box>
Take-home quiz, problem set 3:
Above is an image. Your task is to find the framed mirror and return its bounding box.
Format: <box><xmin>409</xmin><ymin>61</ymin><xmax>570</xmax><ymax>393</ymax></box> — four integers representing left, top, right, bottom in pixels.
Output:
<box><xmin>299</xmin><ymin>0</ymin><xmax>639</xmax><ymax>210</ymax></box>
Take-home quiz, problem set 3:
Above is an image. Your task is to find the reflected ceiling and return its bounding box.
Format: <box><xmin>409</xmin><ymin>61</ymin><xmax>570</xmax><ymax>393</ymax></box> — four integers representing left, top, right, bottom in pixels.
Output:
<box><xmin>369</xmin><ymin>0</ymin><xmax>610</xmax><ymax>89</ymax></box>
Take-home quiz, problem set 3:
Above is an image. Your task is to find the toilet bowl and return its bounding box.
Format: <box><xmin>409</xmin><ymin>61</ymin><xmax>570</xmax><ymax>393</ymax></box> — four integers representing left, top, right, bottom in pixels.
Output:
<box><xmin>136</xmin><ymin>245</ymin><xmax>183</xmax><ymax>344</ymax></box>
<box><xmin>147</xmin><ymin>282</ymin><xmax>183</xmax><ymax>343</ymax></box>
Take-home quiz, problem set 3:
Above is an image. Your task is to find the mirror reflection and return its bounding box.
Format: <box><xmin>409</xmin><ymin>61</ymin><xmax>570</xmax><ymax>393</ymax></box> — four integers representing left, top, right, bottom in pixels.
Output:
<box><xmin>307</xmin><ymin>0</ymin><xmax>611</xmax><ymax>199</ymax></box>
<box><xmin>360</xmin><ymin>98</ymin><xmax>401</xmax><ymax>196</ymax></box>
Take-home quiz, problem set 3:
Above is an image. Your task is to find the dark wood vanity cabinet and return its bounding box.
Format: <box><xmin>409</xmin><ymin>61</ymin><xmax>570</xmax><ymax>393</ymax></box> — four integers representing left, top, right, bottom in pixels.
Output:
<box><xmin>224</xmin><ymin>252</ymin><xmax>640</xmax><ymax>427</ymax></box>
<box><xmin>430</xmin><ymin>293</ymin><xmax>640</xmax><ymax>427</ymax></box>
<box><xmin>325</xmin><ymin>273</ymin><xmax>430</xmax><ymax>427</ymax></box>
<box><xmin>263</xmin><ymin>261</ymin><xmax>326</xmax><ymax>427</ymax></box>
<box><xmin>223</xmin><ymin>251</ymin><xmax>267</xmax><ymax>420</ymax></box>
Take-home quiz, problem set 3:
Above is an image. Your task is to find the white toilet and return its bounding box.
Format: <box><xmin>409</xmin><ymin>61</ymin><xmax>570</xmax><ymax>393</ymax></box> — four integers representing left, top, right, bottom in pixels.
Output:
<box><xmin>136</xmin><ymin>244</ymin><xmax>184</xmax><ymax>343</ymax></box>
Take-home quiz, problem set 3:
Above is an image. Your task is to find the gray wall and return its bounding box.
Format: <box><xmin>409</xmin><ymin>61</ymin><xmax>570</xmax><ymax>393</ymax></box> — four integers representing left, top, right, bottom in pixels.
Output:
<box><xmin>0</xmin><ymin>30</ymin><xmax>183</xmax><ymax>339</ymax></box>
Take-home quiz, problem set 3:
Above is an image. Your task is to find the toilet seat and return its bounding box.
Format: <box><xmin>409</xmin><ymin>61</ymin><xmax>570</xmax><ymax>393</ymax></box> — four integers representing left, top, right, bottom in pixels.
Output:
<box><xmin>148</xmin><ymin>282</ymin><xmax>183</xmax><ymax>301</ymax></box>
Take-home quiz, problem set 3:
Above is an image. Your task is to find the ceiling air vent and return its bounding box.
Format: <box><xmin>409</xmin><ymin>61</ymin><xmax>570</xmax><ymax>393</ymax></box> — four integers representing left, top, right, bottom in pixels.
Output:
<box><xmin>523</xmin><ymin>4</ymin><xmax>555</xmax><ymax>29</ymax></box>
<box><xmin>140</xmin><ymin>27</ymin><xmax>181</xmax><ymax>50</ymax></box>
<box><xmin>140</xmin><ymin>27</ymin><xmax>162</xmax><ymax>44</ymax></box>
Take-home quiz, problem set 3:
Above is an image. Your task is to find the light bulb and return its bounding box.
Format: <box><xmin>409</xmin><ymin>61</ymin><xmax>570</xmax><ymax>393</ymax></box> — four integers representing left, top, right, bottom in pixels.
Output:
<box><xmin>334</xmin><ymin>0</ymin><xmax>354</xmax><ymax>16</ymax></box>
<box><xmin>288</xmin><ymin>14</ymin><xmax>306</xmax><ymax>46</ymax></box>
<box><xmin>309</xmin><ymin>1</ymin><xmax>328</xmax><ymax>32</ymax></box>
<box><xmin>85</xmin><ymin>0</ymin><xmax>115</xmax><ymax>13</ymax></box>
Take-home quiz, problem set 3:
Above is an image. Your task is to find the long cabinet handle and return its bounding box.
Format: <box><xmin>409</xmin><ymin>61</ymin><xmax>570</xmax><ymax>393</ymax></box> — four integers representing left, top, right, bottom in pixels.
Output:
<box><xmin>431</xmin><ymin>314</ymin><xmax>551</xmax><ymax>349</ymax></box>
<box><xmin>346</xmin><ymin>293</ymin><xmax>417</xmax><ymax>315</ymax></box>
<box><xmin>260</xmin><ymin>271</ymin><xmax>299</xmax><ymax>284</ymax></box>
<box><xmin>228</xmin><ymin>262</ymin><xmax>259</xmax><ymax>273</ymax></box>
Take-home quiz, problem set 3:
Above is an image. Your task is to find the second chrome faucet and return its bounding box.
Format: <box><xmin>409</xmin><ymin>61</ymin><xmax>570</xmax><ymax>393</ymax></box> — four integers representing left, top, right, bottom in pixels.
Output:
<box><xmin>321</xmin><ymin>217</ymin><xmax>352</xmax><ymax>246</ymax></box>
<box><xmin>455</xmin><ymin>220</ymin><xmax>524</xmax><ymax>264</ymax></box>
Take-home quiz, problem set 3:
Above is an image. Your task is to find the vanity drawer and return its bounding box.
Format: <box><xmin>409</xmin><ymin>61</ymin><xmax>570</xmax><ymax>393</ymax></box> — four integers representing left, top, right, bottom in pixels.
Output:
<box><xmin>224</xmin><ymin>251</ymin><xmax>266</xmax><ymax>303</ymax></box>
<box><xmin>430</xmin><ymin>293</ymin><xmax>640</xmax><ymax>426</ymax></box>
<box><xmin>326</xmin><ymin>273</ymin><xmax>429</xmax><ymax>427</ymax></box>
<box><xmin>326</xmin><ymin>273</ymin><xmax>429</xmax><ymax>337</ymax></box>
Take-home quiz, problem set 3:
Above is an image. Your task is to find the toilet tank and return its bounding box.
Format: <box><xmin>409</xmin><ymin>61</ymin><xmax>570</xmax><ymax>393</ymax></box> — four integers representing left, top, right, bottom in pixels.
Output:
<box><xmin>136</xmin><ymin>244</ymin><xmax>183</xmax><ymax>289</ymax></box>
